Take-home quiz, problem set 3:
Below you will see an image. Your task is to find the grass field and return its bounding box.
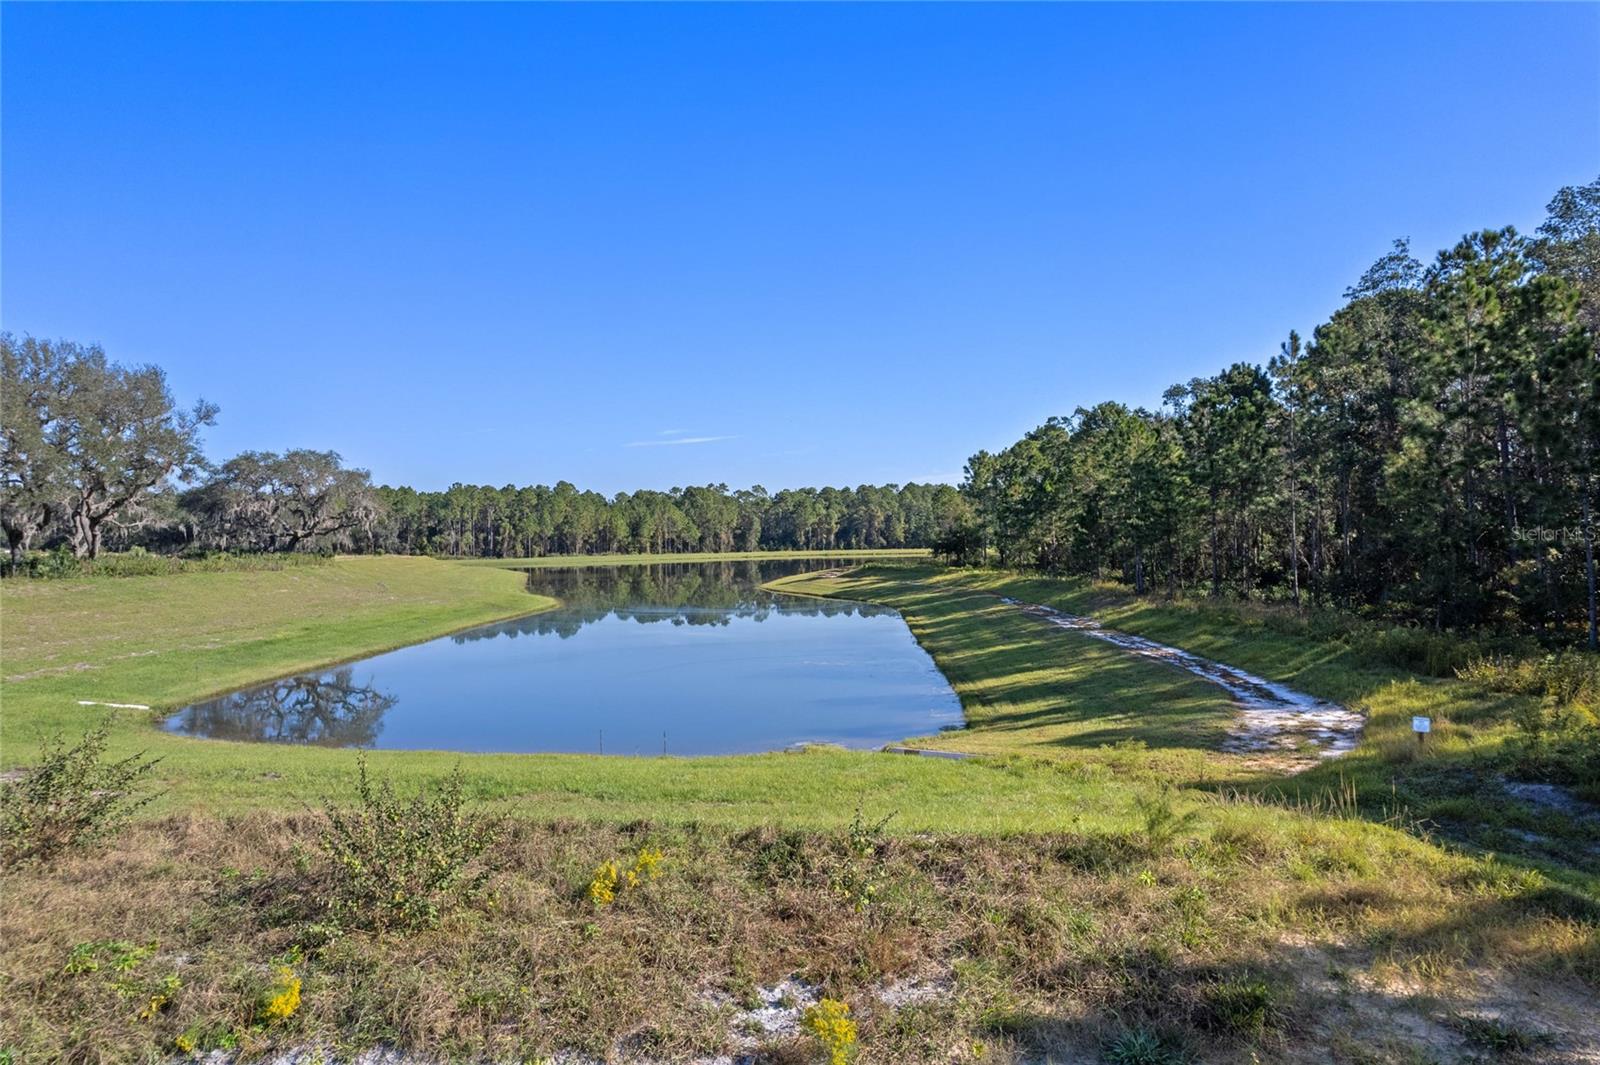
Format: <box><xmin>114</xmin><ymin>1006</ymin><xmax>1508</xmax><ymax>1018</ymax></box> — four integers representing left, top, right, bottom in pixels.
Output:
<box><xmin>2</xmin><ymin>554</ymin><xmax>1597</xmax><ymax>1062</ymax></box>
<box><xmin>0</xmin><ymin>552</ymin><xmax>1235</xmax><ymax>830</ymax></box>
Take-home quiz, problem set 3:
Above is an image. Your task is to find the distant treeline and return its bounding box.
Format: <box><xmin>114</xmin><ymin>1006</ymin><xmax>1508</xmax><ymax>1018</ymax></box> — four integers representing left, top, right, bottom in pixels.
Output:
<box><xmin>952</xmin><ymin>177</ymin><xmax>1599</xmax><ymax>644</ymax></box>
<box><xmin>0</xmin><ymin>335</ymin><xmax>968</xmax><ymax>563</ymax></box>
<box><xmin>370</xmin><ymin>481</ymin><xmax>968</xmax><ymax>557</ymax></box>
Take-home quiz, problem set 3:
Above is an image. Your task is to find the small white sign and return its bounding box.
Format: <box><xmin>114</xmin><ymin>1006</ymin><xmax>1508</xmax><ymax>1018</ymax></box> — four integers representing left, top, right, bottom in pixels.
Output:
<box><xmin>1412</xmin><ymin>716</ymin><xmax>1432</xmax><ymax>734</ymax></box>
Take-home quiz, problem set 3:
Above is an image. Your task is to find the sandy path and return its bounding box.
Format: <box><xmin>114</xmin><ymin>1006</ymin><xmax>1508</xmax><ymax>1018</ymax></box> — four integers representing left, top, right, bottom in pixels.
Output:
<box><xmin>999</xmin><ymin>597</ymin><xmax>1365</xmax><ymax>761</ymax></box>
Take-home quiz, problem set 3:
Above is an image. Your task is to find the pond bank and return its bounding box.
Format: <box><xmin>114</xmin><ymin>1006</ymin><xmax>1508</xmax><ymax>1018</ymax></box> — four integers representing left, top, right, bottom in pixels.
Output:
<box><xmin>997</xmin><ymin>595</ymin><xmax>1365</xmax><ymax>765</ymax></box>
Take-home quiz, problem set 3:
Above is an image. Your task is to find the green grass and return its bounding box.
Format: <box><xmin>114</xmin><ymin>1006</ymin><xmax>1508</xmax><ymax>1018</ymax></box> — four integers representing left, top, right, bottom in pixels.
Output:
<box><xmin>776</xmin><ymin>564</ymin><xmax>1600</xmax><ymax>894</ymax></box>
<box><xmin>6</xmin><ymin>552</ymin><xmax>1597</xmax><ymax>874</ymax></box>
<box><xmin>0</xmin><ymin>553</ymin><xmax>1162</xmax><ymax>832</ymax></box>
<box><xmin>5</xmin><ymin>554</ymin><xmax>1597</xmax><ymax>875</ymax></box>
<box><xmin>772</xmin><ymin>567</ymin><xmax>1242</xmax><ymax>769</ymax></box>
<box><xmin>1</xmin><ymin>555</ymin><xmax>550</xmax><ymax>745</ymax></box>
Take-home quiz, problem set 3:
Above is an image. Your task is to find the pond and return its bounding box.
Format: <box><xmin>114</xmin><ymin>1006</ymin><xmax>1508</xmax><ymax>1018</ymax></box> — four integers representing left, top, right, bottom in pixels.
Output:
<box><xmin>163</xmin><ymin>559</ymin><xmax>964</xmax><ymax>755</ymax></box>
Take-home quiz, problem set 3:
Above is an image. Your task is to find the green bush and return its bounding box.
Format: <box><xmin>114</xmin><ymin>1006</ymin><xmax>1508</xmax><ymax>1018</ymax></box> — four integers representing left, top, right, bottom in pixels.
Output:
<box><xmin>1452</xmin><ymin>1013</ymin><xmax>1545</xmax><ymax>1053</ymax></box>
<box><xmin>0</xmin><ymin>725</ymin><xmax>161</xmax><ymax>867</ymax></box>
<box><xmin>828</xmin><ymin>808</ymin><xmax>893</xmax><ymax>911</ymax></box>
<box><xmin>743</xmin><ymin>827</ymin><xmax>815</xmax><ymax>885</ymax></box>
<box><xmin>1457</xmin><ymin>652</ymin><xmax>1600</xmax><ymax>795</ymax></box>
<box><xmin>1135</xmin><ymin>785</ymin><xmax>1199</xmax><ymax>855</ymax></box>
<box><xmin>1200</xmin><ymin>974</ymin><xmax>1276</xmax><ymax>1037</ymax></box>
<box><xmin>317</xmin><ymin>756</ymin><xmax>502</xmax><ymax>932</ymax></box>
<box><xmin>1352</xmin><ymin>625</ymin><xmax>1482</xmax><ymax>676</ymax></box>
<box><xmin>1458</xmin><ymin>652</ymin><xmax>1600</xmax><ymax>706</ymax></box>
<box><xmin>2</xmin><ymin>549</ymin><xmax>333</xmax><ymax>581</ymax></box>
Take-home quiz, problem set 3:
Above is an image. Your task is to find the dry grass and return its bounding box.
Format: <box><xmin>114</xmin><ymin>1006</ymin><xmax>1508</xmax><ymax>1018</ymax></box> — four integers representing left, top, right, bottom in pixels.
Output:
<box><xmin>2</xmin><ymin>805</ymin><xmax>1595</xmax><ymax>1064</ymax></box>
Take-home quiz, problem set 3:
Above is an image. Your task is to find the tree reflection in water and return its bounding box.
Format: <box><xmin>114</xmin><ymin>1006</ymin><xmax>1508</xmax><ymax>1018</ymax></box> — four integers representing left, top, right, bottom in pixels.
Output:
<box><xmin>168</xmin><ymin>667</ymin><xmax>397</xmax><ymax>745</ymax></box>
<box><xmin>453</xmin><ymin>558</ymin><xmax>894</xmax><ymax>641</ymax></box>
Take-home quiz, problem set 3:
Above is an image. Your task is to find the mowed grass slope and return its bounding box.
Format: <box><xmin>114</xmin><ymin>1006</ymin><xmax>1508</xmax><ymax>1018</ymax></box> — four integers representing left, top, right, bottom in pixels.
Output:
<box><xmin>777</xmin><ymin>564</ymin><xmax>1600</xmax><ymax>894</ymax></box>
<box><xmin>6</xmin><ymin>553</ymin><xmax>1596</xmax><ymax>874</ymax></box>
<box><xmin>773</xmin><ymin>568</ymin><xmax>1241</xmax><ymax>767</ymax></box>
<box><xmin>1</xmin><ymin>556</ymin><xmax>551</xmax><ymax>745</ymax></box>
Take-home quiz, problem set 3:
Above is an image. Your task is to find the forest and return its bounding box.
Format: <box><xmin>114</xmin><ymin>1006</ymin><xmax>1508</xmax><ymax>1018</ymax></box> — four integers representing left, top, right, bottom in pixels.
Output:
<box><xmin>955</xmin><ymin>178</ymin><xmax>1599</xmax><ymax>644</ymax></box>
<box><xmin>0</xmin><ymin>340</ymin><xmax>968</xmax><ymax>564</ymax></box>
<box><xmin>4</xmin><ymin>177</ymin><xmax>1596</xmax><ymax>645</ymax></box>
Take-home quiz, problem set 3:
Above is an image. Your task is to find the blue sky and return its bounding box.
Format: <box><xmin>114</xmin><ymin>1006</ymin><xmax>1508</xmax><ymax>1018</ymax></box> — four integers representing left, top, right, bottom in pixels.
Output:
<box><xmin>4</xmin><ymin>3</ymin><xmax>1597</xmax><ymax>493</ymax></box>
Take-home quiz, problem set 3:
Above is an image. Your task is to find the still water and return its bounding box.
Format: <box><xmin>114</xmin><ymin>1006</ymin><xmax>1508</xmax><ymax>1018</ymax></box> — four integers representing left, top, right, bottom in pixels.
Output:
<box><xmin>163</xmin><ymin>559</ymin><xmax>963</xmax><ymax>754</ymax></box>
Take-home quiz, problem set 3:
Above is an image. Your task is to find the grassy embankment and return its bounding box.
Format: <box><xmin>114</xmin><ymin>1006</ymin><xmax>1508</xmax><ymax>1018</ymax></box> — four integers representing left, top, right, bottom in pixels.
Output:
<box><xmin>2</xmin><ymin>555</ymin><xmax>1597</xmax><ymax>1063</ymax></box>
<box><xmin>2</xmin><ymin>551</ymin><xmax>1188</xmax><ymax>832</ymax></box>
<box><xmin>774</xmin><ymin>565</ymin><xmax>1600</xmax><ymax>887</ymax></box>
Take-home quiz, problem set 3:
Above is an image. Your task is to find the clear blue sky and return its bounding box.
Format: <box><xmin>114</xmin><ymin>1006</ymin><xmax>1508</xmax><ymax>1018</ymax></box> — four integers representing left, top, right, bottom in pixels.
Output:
<box><xmin>4</xmin><ymin>3</ymin><xmax>1597</xmax><ymax>493</ymax></box>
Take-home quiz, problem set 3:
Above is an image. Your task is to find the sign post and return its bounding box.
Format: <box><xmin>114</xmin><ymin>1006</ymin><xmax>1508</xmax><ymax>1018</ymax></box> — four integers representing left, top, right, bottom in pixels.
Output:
<box><xmin>1412</xmin><ymin>715</ymin><xmax>1432</xmax><ymax>747</ymax></box>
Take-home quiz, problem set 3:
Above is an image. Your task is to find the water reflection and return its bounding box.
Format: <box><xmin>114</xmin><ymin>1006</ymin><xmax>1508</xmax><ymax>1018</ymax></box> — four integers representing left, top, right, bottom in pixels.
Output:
<box><xmin>444</xmin><ymin>560</ymin><xmax>891</xmax><ymax>640</ymax></box>
<box><xmin>167</xmin><ymin>667</ymin><xmax>396</xmax><ymax>746</ymax></box>
<box><xmin>521</xmin><ymin>558</ymin><xmax>866</xmax><ymax>611</ymax></box>
<box><xmin>165</xmin><ymin>557</ymin><xmax>963</xmax><ymax>753</ymax></box>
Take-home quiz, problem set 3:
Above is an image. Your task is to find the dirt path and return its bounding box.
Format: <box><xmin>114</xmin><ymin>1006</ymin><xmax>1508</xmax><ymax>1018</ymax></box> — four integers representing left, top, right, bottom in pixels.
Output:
<box><xmin>999</xmin><ymin>597</ymin><xmax>1365</xmax><ymax>762</ymax></box>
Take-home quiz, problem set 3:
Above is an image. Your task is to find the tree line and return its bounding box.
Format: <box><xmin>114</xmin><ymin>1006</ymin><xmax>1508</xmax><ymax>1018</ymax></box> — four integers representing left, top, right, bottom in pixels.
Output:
<box><xmin>950</xmin><ymin>177</ymin><xmax>1599</xmax><ymax>645</ymax></box>
<box><xmin>6</xmin><ymin>177</ymin><xmax>1595</xmax><ymax>644</ymax></box>
<box><xmin>0</xmin><ymin>338</ymin><xmax>969</xmax><ymax>564</ymax></box>
<box><xmin>371</xmin><ymin>481</ymin><xmax>968</xmax><ymax>558</ymax></box>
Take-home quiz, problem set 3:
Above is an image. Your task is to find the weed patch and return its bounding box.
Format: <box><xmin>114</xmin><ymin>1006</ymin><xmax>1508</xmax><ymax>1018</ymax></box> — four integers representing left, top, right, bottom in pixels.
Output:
<box><xmin>316</xmin><ymin>756</ymin><xmax>501</xmax><ymax>932</ymax></box>
<box><xmin>0</xmin><ymin>723</ymin><xmax>160</xmax><ymax>866</ymax></box>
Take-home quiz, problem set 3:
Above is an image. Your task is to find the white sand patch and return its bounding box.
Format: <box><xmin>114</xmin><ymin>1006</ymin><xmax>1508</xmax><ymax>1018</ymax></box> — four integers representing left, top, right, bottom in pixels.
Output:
<box><xmin>999</xmin><ymin>597</ymin><xmax>1365</xmax><ymax>761</ymax></box>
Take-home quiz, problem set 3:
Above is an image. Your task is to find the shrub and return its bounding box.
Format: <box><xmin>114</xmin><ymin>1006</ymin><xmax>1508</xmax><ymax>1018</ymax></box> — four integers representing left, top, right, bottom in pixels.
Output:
<box><xmin>3</xmin><ymin>548</ymin><xmax>333</xmax><ymax>581</ymax></box>
<box><xmin>744</xmin><ymin>827</ymin><xmax>814</xmax><ymax>885</ymax></box>
<box><xmin>828</xmin><ymin>809</ymin><xmax>893</xmax><ymax>911</ymax></box>
<box><xmin>0</xmin><ymin>725</ymin><xmax>161</xmax><ymax>867</ymax></box>
<box><xmin>1466</xmin><ymin>652</ymin><xmax>1600</xmax><ymax>792</ymax></box>
<box><xmin>1459</xmin><ymin>652</ymin><xmax>1600</xmax><ymax>706</ymax></box>
<box><xmin>317</xmin><ymin>756</ymin><xmax>501</xmax><ymax>932</ymax></box>
<box><xmin>1135</xmin><ymin>785</ymin><xmax>1199</xmax><ymax>855</ymax></box>
<box><xmin>1506</xmin><ymin>721</ymin><xmax>1600</xmax><ymax>796</ymax></box>
<box><xmin>1353</xmin><ymin>625</ymin><xmax>1481</xmax><ymax>676</ymax></box>
<box><xmin>800</xmin><ymin>998</ymin><xmax>857</xmax><ymax>1065</ymax></box>
<box><xmin>1452</xmin><ymin>1014</ymin><xmax>1544</xmax><ymax>1053</ymax></box>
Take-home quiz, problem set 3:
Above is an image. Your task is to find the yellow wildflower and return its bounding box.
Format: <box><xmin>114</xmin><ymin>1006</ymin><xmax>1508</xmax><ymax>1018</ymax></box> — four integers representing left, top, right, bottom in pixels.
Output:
<box><xmin>801</xmin><ymin>997</ymin><xmax>857</xmax><ymax>1065</ymax></box>
<box><xmin>259</xmin><ymin>965</ymin><xmax>302</xmax><ymax>1023</ymax></box>
<box><xmin>137</xmin><ymin>974</ymin><xmax>181</xmax><ymax>1021</ymax></box>
<box><xmin>629</xmin><ymin>846</ymin><xmax>664</xmax><ymax>886</ymax></box>
<box><xmin>591</xmin><ymin>848</ymin><xmax>663</xmax><ymax>903</ymax></box>
<box><xmin>588</xmin><ymin>860</ymin><xmax>619</xmax><ymax>906</ymax></box>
